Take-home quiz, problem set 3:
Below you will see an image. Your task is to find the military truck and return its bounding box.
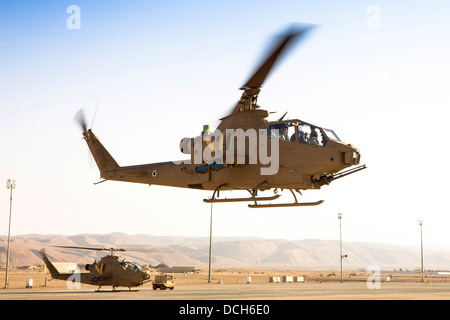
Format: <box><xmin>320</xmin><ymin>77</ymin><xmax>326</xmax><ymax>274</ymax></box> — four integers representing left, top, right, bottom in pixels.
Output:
<box><xmin>152</xmin><ymin>274</ymin><xmax>174</xmax><ymax>290</ymax></box>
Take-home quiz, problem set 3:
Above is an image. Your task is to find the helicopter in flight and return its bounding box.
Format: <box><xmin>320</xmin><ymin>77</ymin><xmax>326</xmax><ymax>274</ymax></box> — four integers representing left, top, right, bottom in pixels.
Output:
<box><xmin>41</xmin><ymin>246</ymin><xmax>158</xmax><ymax>291</ymax></box>
<box><xmin>75</xmin><ymin>24</ymin><xmax>365</xmax><ymax>208</ymax></box>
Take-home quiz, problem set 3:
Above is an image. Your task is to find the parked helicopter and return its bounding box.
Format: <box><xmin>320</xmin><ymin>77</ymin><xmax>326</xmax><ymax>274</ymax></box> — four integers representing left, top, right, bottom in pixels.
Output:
<box><xmin>75</xmin><ymin>24</ymin><xmax>366</xmax><ymax>208</ymax></box>
<box><xmin>40</xmin><ymin>246</ymin><xmax>158</xmax><ymax>291</ymax></box>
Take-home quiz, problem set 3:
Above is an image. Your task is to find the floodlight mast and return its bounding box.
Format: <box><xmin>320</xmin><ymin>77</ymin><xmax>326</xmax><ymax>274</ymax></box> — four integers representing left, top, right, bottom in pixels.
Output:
<box><xmin>338</xmin><ymin>213</ymin><xmax>346</xmax><ymax>283</ymax></box>
<box><xmin>419</xmin><ymin>220</ymin><xmax>424</xmax><ymax>283</ymax></box>
<box><xmin>208</xmin><ymin>203</ymin><xmax>213</xmax><ymax>284</ymax></box>
<box><xmin>4</xmin><ymin>179</ymin><xmax>16</xmax><ymax>289</ymax></box>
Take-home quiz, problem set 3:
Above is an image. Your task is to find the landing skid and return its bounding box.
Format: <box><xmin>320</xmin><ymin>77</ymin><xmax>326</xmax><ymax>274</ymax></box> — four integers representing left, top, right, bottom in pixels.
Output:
<box><xmin>204</xmin><ymin>183</ymin><xmax>324</xmax><ymax>208</ymax></box>
<box><xmin>95</xmin><ymin>289</ymin><xmax>140</xmax><ymax>292</ymax></box>
<box><xmin>248</xmin><ymin>200</ymin><xmax>324</xmax><ymax>208</ymax></box>
<box><xmin>95</xmin><ymin>286</ymin><xmax>139</xmax><ymax>292</ymax></box>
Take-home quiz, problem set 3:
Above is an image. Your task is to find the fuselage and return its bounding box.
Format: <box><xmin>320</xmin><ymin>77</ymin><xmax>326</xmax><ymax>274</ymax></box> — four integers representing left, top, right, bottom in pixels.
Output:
<box><xmin>86</xmin><ymin>109</ymin><xmax>361</xmax><ymax>192</ymax></box>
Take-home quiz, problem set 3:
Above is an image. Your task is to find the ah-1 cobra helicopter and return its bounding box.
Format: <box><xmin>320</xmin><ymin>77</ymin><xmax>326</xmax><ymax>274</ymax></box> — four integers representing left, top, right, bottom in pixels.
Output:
<box><xmin>75</xmin><ymin>24</ymin><xmax>366</xmax><ymax>208</ymax></box>
<box><xmin>41</xmin><ymin>246</ymin><xmax>157</xmax><ymax>291</ymax></box>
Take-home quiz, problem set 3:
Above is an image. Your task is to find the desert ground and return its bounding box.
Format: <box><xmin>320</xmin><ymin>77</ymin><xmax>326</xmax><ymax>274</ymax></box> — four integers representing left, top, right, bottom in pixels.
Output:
<box><xmin>1</xmin><ymin>266</ymin><xmax>450</xmax><ymax>300</ymax></box>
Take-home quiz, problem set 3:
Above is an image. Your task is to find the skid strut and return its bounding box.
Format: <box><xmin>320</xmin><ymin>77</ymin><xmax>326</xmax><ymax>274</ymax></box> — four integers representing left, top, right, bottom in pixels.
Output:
<box><xmin>248</xmin><ymin>189</ymin><xmax>324</xmax><ymax>208</ymax></box>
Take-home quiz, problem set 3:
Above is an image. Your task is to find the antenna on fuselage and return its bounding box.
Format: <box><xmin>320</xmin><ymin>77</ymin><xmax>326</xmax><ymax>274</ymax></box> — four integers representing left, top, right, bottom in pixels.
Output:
<box><xmin>90</xmin><ymin>98</ymin><xmax>101</xmax><ymax>130</ymax></box>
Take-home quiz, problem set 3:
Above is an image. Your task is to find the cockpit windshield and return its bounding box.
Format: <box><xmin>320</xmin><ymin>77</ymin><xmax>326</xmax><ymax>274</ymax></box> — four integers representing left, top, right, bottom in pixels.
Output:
<box><xmin>297</xmin><ymin>123</ymin><xmax>326</xmax><ymax>146</ymax></box>
<box><xmin>323</xmin><ymin>128</ymin><xmax>340</xmax><ymax>141</ymax></box>
<box><xmin>267</xmin><ymin>120</ymin><xmax>341</xmax><ymax>146</ymax></box>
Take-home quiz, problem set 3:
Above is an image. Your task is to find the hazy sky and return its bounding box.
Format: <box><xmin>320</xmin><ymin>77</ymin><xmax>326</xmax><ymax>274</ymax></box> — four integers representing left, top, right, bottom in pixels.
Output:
<box><xmin>1</xmin><ymin>1</ymin><xmax>450</xmax><ymax>251</ymax></box>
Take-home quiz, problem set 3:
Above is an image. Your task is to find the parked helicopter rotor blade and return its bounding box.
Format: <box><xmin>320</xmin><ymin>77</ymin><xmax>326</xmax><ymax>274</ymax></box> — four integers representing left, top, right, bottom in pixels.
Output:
<box><xmin>240</xmin><ymin>23</ymin><xmax>315</xmax><ymax>91</ymax></box>
<box><xmin>113</xmin><ymin>248</ymin><xmax>163</xmax><ymax>252</ymax></box>
<box><xmin>53</xmin><ymin>245</ymin><xmax>113</xmax><ymax>251</ymax></box>
<box><xmin>52</xmin><ymin>245</ymin><xmax>162</xmax><ymax>252</ymax></box>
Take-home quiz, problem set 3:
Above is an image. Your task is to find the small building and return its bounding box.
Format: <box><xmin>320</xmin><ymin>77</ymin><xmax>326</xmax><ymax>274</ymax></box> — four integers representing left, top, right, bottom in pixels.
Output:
<box><xmin>157</xmin><ymin>265</ymin><xmax>196</xmax><ymax>273</ymax></box>
<box><xmin>293</xmin><ymin>276</ymin><xmax>305</xmax><ymax>282</ymax></box>
<box><xmin>269</xmin><ymin>276</ymin><xmax>281</xmax><ymax>283</ymax></box>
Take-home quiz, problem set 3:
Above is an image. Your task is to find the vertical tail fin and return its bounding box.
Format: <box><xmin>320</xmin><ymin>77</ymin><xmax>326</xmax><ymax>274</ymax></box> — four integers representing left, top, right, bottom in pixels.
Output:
<box><xmin>40</xmin><ymin>248</ymin><xmax>69</xmax><ymax>280</ymax></box>
<box><xmin>75</xmin><ymin>109</ymin><xmax>119</xmax><ymax>174</ymax></box>
<box><xmin>83</xmin><ymin>129</ymin><xmax>119</xmax><ymax>173</ymax></box>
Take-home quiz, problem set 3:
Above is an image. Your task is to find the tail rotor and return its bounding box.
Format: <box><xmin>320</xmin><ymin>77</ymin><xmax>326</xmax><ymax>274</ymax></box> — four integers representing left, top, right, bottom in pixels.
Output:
<box><xmin>74</xmin><ymin>109</ymin><xmax>88</xmax><ymax>133</ymax></box>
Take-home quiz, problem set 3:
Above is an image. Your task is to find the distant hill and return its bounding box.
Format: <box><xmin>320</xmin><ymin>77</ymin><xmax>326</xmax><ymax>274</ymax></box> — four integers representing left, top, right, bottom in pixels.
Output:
<box><xmin>1</xmin><ymin>233</ymin><xmax>449</xmax><ymax>270</ymax></box>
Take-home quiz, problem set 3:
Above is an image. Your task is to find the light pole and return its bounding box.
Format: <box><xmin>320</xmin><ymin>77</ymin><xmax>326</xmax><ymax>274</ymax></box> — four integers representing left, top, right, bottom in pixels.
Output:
<box><xmin>208</xmin><ymin>203</ymin><xmax>213</xmax><ymax>283</ymax></box>
<box><xmin>419</xmin><ymin>220</ymin><xmax>424</xmax><ymax>283</ymax></box>
<box><xmin>4</xmin><ymin>179</ymin><xmax>16</xmax><ymax>289</ymax></box>
<box><xmin>338</xmin><ymin>213</ymin><xmax>347</xmax><ymax>283</ymax></box>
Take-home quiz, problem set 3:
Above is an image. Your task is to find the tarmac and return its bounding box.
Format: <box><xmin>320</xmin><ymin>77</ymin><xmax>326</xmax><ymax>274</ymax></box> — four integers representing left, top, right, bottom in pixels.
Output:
<box><xmin>1</xmin><ymin>282</ymin><xmax>450</xmax><ymax>300</ymax></box>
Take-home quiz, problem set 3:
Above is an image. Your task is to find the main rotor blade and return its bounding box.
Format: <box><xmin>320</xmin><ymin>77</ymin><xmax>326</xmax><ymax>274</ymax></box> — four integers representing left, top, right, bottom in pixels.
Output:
<box><xmin>53</xmin><ymin>245</ymin><xmax>112</xmax><ymax>251</ymax></box>
<box><xmin>52</xmin><ymin>245</ymin><xmax>162</xmax><ymax>252</ymax></box>
<box><xmin>240</xmin><ymin>24</ymin><xmax>315</xmax><ymax>91</ymax></box>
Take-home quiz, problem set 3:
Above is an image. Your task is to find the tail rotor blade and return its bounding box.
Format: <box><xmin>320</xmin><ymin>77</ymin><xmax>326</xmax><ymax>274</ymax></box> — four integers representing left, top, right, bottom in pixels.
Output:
<box><xmin>74</xmin><ymin>109</ymin><xmax>88</xmax><ymax>132</ymax></box>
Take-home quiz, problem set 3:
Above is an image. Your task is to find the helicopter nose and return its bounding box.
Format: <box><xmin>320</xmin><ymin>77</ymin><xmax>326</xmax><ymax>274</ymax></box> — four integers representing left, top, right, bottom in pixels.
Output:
<box><xmin>344</xmin><ymin>146</ymin><xmax>360</xmax><ymax>165</ymax></box>
<box><xmin>353</xmin><ymin>147</ymin><xmax>361</xmax><ymax>165</ymax></box>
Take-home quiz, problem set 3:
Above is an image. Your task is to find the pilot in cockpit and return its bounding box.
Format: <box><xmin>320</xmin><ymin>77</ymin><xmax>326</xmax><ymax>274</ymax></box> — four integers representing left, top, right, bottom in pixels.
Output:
<box><xmin>310</xmin><ymin>128</ymin><xmax>319</xmax><ymax>145</ymax></box>
<box><xmin>279</xmin><ymin>124</ymin><xmax>289</xmax><ymax>141</ymax></box>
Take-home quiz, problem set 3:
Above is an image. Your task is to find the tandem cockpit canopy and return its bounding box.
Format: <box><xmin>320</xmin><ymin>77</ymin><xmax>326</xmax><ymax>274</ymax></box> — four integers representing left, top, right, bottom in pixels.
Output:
<box><xmin>119</xmin><ymin>261</ymin><xmax>144</xmax><ymax>272</ymax></box>
<box><xmin>267</xmin><ymin>120</ymin><xmax>341</xmax><ymax>147</ymax></box>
